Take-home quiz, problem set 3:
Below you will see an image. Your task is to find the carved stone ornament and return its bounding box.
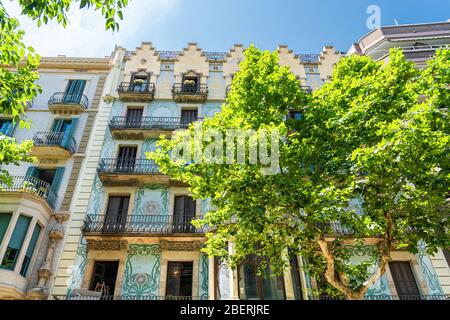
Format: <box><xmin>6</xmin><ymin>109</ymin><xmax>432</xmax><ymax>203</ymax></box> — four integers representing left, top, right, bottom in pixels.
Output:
<box><xmin>160</xmin><ymin>240</ymin><xmax>203</xmax><ymax>251</ymax></box>
<box><xmin>102</xmin><ymin>94</ymin><xmax>115</xmax><ymax>103</ymax></box>
<box><xmin>87</xmin><ymin>239</ymin><xmax>128</xmax><ymax>251</ymax></box>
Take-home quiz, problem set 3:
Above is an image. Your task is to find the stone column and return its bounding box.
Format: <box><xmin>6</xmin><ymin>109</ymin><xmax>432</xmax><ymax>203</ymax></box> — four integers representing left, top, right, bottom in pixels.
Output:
<box><xmin>26</xmin><ymin>216</ymin><xmax>66</xmax><ymax>300</ymax></box>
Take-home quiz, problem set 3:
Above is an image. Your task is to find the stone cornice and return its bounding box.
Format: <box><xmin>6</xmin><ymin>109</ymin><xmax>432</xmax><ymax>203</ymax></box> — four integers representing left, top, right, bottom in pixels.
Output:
<box><xmin>39</xmin><ymin>57</ymin><xmax>112</xmax><ymax>70</ymax></box>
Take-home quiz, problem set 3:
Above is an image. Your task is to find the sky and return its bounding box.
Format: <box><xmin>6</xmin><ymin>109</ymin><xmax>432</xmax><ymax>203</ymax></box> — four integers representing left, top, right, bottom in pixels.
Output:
<box><xmin>3</xmin><ymin>0</ymin><xmax>450</xmax><ymax>57</ymax></box>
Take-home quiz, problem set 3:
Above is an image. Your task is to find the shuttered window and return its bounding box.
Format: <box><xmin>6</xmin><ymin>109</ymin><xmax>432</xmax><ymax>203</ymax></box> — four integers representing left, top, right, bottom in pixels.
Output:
<box><xmin>180</xmin><ymin>109</ymin><xmax>198</xmax><ymax>126</ymax></box>
<box><xmin>117</xmin><ymin>146</ymin><xmax>137</xmax><ymax>171</ymax></box>
<box><xmin>389</xmin><ymin>261</ymin><xmax>421</xmax><ymax>297</ymax></box>
<box><xmin>1</xmin><ymin>215</ymin><xmax>31</xmax><ymax>270</ymax></box>
<box><xmin>19</xmin><ymin>223</ymin><xmax>41</xmax><ymax>276</ymax></box>
<box><xmin>173</xmin><ymin>195</ymin><xmax>196</xmax><ymax>233</ymax></box>
<box><xmin>125</xmin><ymin>108</ymin><xmax>143</xmax><ymax>127</ymax></box>
<box><xmin>104</xmin><ymin>196</ymin><xmax>130</xmax><ymax>233</ymax></box>
<box><xmin>64</xmin><ymin>80</ymin><xmax>86</xmax><ymax>103</ymax></box>
<box><xmin>0</xmin><ymin>119</ymin><xmax>15</xmax><ymax>136</ymax></box>
<box><xmin>0</xmin><ymin>213</ymin><xmax>12</xmax><ymax>246</ymax></box>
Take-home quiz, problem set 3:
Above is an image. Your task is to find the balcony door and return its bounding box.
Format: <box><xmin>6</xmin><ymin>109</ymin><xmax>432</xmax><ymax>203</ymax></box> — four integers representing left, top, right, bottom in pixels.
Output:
<box><xmin>130</xmin><ymin>73</ymin><xmax>149</xmax><ymax>92</ymax></box>
<box><xmin>125</xmin><ymin>108</ymin><xmax>143</xmax><ymax>128</ymax></box>
<box><xmin>173</xmin><ymin>195</ymin><xmax>196</xmax><ymax>233</ymax></box>
<box><xmin>166</xmin><ymin>262</ymin><xmax>193</xmax><ymax>299</ymax></box>
<box><xmin>116</xmin><ymin>146</ymin><xmax>137</xmax><ymax>172</ymax></box>
<box><xmin>89</xmin><ymin>261</ymin><xmax>119</xmax><ymax>298</ymax></box>
<box><xmin>182</xmin><ymin>75</ymin><xmax>199</xmax><ymax>93</ymax></box>
<box><xmin>180</xmin><ymin>109</ymin><xmax>198</xmax><ymax>127</ymax></box>
<box><xmin>103</xmin><ymin>196</ymin><xmax>130</xmax><ymax>233</ymax></box>
<box><xmin>389</xmin><ymin>261</ymin><xmax>421</xmax><ymax>299</ymax></box>
<box><xmin>64</xmin><ymin>80</ymin><xmax>86</xmax><ymax>103</ymax></box>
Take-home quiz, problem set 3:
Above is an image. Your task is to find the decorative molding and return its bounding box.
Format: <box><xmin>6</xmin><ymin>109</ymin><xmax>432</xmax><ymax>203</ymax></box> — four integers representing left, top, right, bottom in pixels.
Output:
<box><xmin>87</xmin><ymin>239</ymin><xmax>128</xmax><ymax>251</ymax></box>
<box><xmin>102</xmin><ymin>94</ymin><xmax>116</xmax><ymax>103</ymax></box>
<box><xmin>39</xmin><ymin>57</ymin><xmax>111</xmax><ymax>70</ymax></box>
<box><xmin>160</xmin><ymin>240</ymin><xmax>203</xmax><ymax>251</ymax></box>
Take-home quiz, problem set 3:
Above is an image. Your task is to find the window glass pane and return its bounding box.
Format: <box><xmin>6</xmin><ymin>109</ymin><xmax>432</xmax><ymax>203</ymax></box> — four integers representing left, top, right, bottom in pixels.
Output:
<box><xmin>1</xmin><ymin>215</ymin><xmax>31</xmax><ymax>270</ymax></box>
<box><xmin>20</xmin><ymin>224</ymin><xmax>41</xmax><ymax>276</ymax></box>
<box><xmin>0</xmin><ymin>213</ymin><xmax>12</xmax><ymax>245</ymax></box>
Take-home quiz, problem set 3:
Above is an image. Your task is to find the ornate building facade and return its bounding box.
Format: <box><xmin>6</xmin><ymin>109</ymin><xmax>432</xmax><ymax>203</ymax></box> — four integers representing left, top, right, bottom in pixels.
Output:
<box><xmin>1</xmin><ymin>20</ymin><xmax>449</xmax><ymax>301</ymax></box>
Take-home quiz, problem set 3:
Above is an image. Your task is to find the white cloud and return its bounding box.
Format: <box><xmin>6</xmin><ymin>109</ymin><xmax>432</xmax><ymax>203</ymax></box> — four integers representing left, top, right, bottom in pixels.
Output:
<box><xmin>3</xmin><ymin>0</ymin><xmax>180</xmax><ymax>57</ymax></box>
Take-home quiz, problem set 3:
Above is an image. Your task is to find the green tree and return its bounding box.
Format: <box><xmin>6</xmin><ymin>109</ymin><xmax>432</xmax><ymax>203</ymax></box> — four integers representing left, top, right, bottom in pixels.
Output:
<box><xmin>149</xmin><ymin>46</ymin><xmax>450</xmax><ymax>300</ymax></box>
<box><xmin>0</xmin><ymin>0</ymin><xmax>128</xmax><ymax>184</ymax></box>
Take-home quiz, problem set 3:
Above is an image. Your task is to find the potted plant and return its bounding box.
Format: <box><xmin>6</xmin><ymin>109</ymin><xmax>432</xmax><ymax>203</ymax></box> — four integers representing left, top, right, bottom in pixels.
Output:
<box><xmin>183</xmin><ymin>79</ymin><xmax>196</xmax><ymax>92</ymax></box>
<box><xmin>132</xmin><ymin>78</ymin><xmax>146</xmax><ymax>92</ymax></box>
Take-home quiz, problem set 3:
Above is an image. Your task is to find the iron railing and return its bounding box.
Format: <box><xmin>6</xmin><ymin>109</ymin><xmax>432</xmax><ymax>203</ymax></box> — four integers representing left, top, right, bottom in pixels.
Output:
<box><xmin>48</xmin><ymin>92</ymin><xmax>89</xmax><ymax>109</ymax></box>
<box><xmin>53</xmin><ymin>295</ymin><xmax>207</xmax><ymax>300</ymax></box>
<box><xmin>97</xmin><ymin>158</ymin><xmax>160</xmax><ymax>174</ymax></box>
<box><xmin>172</xmin><ymin>83</ymin><xmax>208</xmax><ymax>95</ymax></box>
<box><xmin>0</xmin><ymin>176</ymin><xmax>57</xmax><ymax>209</ymax></box>
<box><xmin>32</xmin><ymin>131</ymin><xmax>77</xmax><ymax>154</ymax></box>
<box><xmin>117</xmin><ymin>82</ymin><xmax>155</xmax><ymax>94</ymax></box>
<box><xmin>82</xmin><ymin>214</ymin><xmax>207</xmax><ymax>234</ymax></box>
<box><xmin>109</xmin><ymin>116</ymin><xmax>203</xmax><ymax>130</ymax></box>
<box><xmin>308</xmin><ymin>294</ymin><xmax>450</xmax><ymax>301</ymax></box>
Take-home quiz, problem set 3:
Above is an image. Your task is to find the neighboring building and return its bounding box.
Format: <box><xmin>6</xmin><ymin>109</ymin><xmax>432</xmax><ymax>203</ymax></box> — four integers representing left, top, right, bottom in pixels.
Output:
<box><xmin>347</xmin><ymin>20</ymin><xmax>450</xmax><ymax>297</ymax></box>
<box><xmin>0</xmin><ymin>56</ymin><xmax>112</xmax><ymax>299</ymax></box>
<box><xmin>348</xmin><ymin>19</ymin><xmax>450</xmax><ymax>67</ymax></box>
<box><xmin>49</xmin><ymin>43</ymin><xmax>341</xmax><ymax>300</ymax></box>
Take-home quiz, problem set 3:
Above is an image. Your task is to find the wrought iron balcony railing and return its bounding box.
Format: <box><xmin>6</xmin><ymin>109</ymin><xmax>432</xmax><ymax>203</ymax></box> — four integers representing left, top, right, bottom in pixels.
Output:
<box><xmin>308</xmin><ymin>294</ymin><xmax>450</xmax><ymax>301</ymax></box>
<box><xmin>53</xmin><ymin>295</ymin><xmax>207</xmax><ymax>300</ymax></box>
<box><xmin>109</xmin><ymin>116</ymin><xmax>203</xmax><ymax>131</ymax></box>
<box><xmin>48</xmin><ymin>92</ymin><xmax>89</xmax><ymax>109</ymax></box>
<box><xmin>32</xmin><ymin>131</ymin><xmax>77</xmax><ymax>154</ymax></box>
<box><xmin>0</xmin><ymin>176</ymin><xmax>57</xmax><ymax>209</ymax></box>
<box><xmin>172</xmin><ymin>83</ymin><xmax>208</xmax><ymax>95</ymax></box>
<box><xmin>117</xmin><ymin>82</ymin><xmax>155</xmax><ymax>94</ymax></box>
<box><xmin>82</xmin><ymin>214</ymin><xmax>207</xmax><ymax>234</ymax></box>
<box><xmin>97</xmin><ymin>158</ymin><xmax>160</xmax><ymax>175</ymax></box>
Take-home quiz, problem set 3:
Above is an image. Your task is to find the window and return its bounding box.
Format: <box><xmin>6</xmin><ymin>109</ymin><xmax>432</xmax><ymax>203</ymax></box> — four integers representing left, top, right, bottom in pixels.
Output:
<box><xmin>26</xmin><ymin>167</ymin><xmax>65</xmax><ymax>194</ymax></box>
<box><xmin>180</xmin><ymin>109</ymin><xmax>198</xmax><ymax>127</ymax></box>
<box><xmin>0</xmin><ymin>119</ymin><xmax>14</xmax><ymax>136</ymax></box>
<box><xmin>1</xmin><ymin>215</ymin><xmax>31</xmax><ymax>270</ymax></box>
<box><xmin>116</xmin><ymin>146</ymin><xmax>138</xmax><ymax>171</ymax></box>
<box><xmin>289</xmin><ymin>253</ymin><xmax>303</xmax><ymax>300</ymax></box>
<box><xmin>182</xmin><ymin>74</ymin><xmax>199</xmax><ymax>92</ymax></box>
<box><xmin>103</xmin><ymin>195</ymin><xmax>130</xmax><ymax>233</ymax></box>
<box><xmin>173</xmin><ymin>195</ymin><xmax>196</xmax><ymax>233</ymax></box>
<box><xmin>166</xmin><ymin>262</ymin><xmax>193</xmax><ymax>298</ymax></box>
<box><xmin>287</xmin><ymin>110</ymin><xmax>303</xmax><ymax>120</ymax></box>
<box><xmin>238</xmin><ymin>255</ymin><xmax>285</xmax><ymax>300</ymax></box>
<box><xmin>443</xmin><ymin>249</ymin><xmax>450</xmax><ymax>268</ymax></box>
<box><xmin>125</xmin><ymin>108</ymin><xmax>143</xmax><ymax>127</ymax></box>
<box><xmin>130</xmin><ymin>73</ymin><xmax>149</xmax><ymax>92</ymax></box>
<box><xmin>389</xmin><ymin>261</ymin><xmax>421</xmax><ymax>299</ymax></box>
<box><xmin>19</xmin><ymin>224</ymin><xmax>41</xmax><ymax>276</ymax></box>
<box><xmin>0</xmin><ymin>213</ymin><xmax>12</xmax><ymax>245</ymax></box>
<box><xmin>37</xmin><ymin>169</ymin><xmax>56</xmax><ymax>185</ymax></box>
<box><xmin>64</xmin><ymin>80</ymin><xmax>86</xmax><ymax>103</ymax></box>
<box><xmin>89</xmin><ymin>261</ymin><xmax>119</xmax><ymax>297</ymax></box>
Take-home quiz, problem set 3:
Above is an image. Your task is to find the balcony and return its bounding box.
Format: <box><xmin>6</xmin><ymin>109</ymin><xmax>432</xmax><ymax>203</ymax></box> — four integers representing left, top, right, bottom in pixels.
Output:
<box><xmin>30</xmin><ymin>131</ymin><xmax>76</xmax><ymax>159</ymax></box>
<box><xmin>82</xmin><ymin>214</ymin><xmax>207</xmax><ymax>235</ymax></box>
<box><xmin>97</xmin><ymin>158</ymin><xmax>170</xmax><ymax>186</ymax></box>
<box><xmin>172</xmin><ymin>83</ymin><xmax>208</xmax><ymax>103</ymax></box>
<box><xmin>53</xmin><ymin>295</ymin><xmax>206</xmax><ymax>300</ymax></box>
<box><xmin>109</xmin><ymin>116</ymin><xmax>203</xmax><ymax>139</ymax></box>
<box><xmin>48</xmin><ymin>92</ymin><xmax>89</xmax><ymax>115</ymax></box>
<box><xmin>0</xmin><ymin>176</ymin><xmax>57</xmax><ymax>209</ymax></box>
<box><xmin>117</xmin><ymin>82</ymin><xmax>155</xmax><ymax>102</ymax></box>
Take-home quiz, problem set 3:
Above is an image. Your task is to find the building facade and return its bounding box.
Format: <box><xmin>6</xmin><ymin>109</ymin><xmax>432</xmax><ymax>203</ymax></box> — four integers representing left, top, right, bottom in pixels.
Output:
<box><xmin>0</xmin><ymin>56</ymin><xmax>111</xmax><ymax>299</ymax></box>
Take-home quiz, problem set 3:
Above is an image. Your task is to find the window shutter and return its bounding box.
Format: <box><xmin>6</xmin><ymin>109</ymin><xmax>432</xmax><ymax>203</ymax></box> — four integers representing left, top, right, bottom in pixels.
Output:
<box><xmin>7</xmin><ymin>215</ymin><xmax>31</xmax><ymax>250</ymax></box>
<box><xmin>25</xmin><ymin>166</ymin><xmax>39</xmax><ymax>178</ymax></box>
<box><xmin>50</xmin><ymin>167</ymin><xmax>65</xmax><ymax>193</ymax></box>
<box><xmin>20</xmin><ymin>223</ymin><xmax>41</xmax><ymax>276</ymax></box>
<box><xmin>52</xmin><ymin>119</ymin><xmax>64</xmax><ymax>132</ymax></box>
<box><xmin>0</xmin><ymin>213</ymin><xmax>12</xmax><ymax>245</ymax></box>
<box><xmin>184</xmin><ymin>196</ymin><xmax>196</xmax><ymax>216</ymax></box>
<box><xmin>62</xmin><ymin>118</ymin><xmax>78</xmax><ymax>150</ymax></box>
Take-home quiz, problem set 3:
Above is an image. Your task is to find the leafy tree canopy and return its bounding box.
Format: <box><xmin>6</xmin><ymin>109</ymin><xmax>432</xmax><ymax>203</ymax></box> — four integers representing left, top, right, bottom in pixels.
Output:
<box><xmin>149</xmin><ymin>46</ymin><xmax>450</xmax><ymax>300</ymax></box>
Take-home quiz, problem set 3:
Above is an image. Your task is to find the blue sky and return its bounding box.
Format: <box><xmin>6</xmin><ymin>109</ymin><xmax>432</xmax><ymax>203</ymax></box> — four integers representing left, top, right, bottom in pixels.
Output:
<box><xmin>5</xmin><ymin>0</ymin><xmax>450</xmax><ymax>57</ymax></box>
